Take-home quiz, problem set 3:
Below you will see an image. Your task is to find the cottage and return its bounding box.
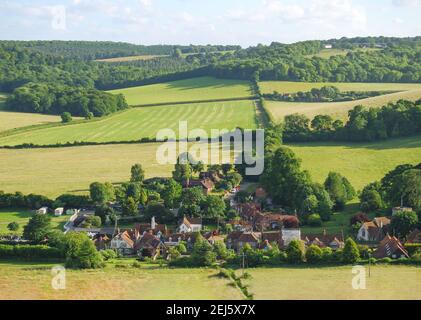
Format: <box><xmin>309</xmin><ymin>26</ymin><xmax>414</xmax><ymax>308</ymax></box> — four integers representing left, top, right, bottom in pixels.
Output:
<box><xmin>199</xmin><ymin>171</ymin><xmax>222</xmax><ymax>183</ymax></box>
<box><xmin>135</xmin><ymin>232</ymin><xmax>166</xmax><ymax>259</ymax></box>
<box><xmin>135</xmin><ymin>217</ymin><xmax>168</xmax><ymax>238</ymax></box>
<box><xmin>357</xmin><ymin>217</ymin><xmax>390</xmax><ymax>242</ymax></box>
<box><xmin>324</xmin><ymin>44</ymin><xmax>333</xmax><ymax>49</ymax></box>
<box><xmin>255</xmin><ymin>213</ymin><xmax>299</xmax><ymax>231</ymax></box>
<box><xmin>392</xmin><ymin>207</ymin><xmax>413</xmax><ymax>216</ymax></box>
<box><xmin>372</xmin><ymin>235</ymin><xmax>409</xmax><ymax>259</ymax></box>
<box><xmin>93</xmin><ymin>234</ymin><xmax>110</xmax><ymax>251</ymax></box>
<box><xmin>110</xmin><ymin>229</ymin><xmax>139</xmax><ymax>255</ymax></box>
<box><xmin>184</xmin><ymin>178</ymin><xmax>215</xmax><ymax>195</ymax></box>
<box><xmin>54</xmin><ymin>208</ymin><xmax>64</xmax><ymax>216</ymax></box>
<box><xmin>178</xmin><ymin>216</ymin><xmax>203</xmax><ymax>233</ymax></box>
<box><xmin>302</xmin><ymin>231</ymin><xmax>344</xmax><ymax>250</ymax></box>
<box><xmin>204</xmin><ymin>231</ymin><xmax>224</xmax><ymax>245</ymax></box>
<box><xmin>226</xmin><ymin>231</ymin><xmax>243</xmax><ymax>250</ymax></box>
<box><xmin>36</xmin><ymin>207</ymin><xmax>48</xmax><ymax>215</ymax></box>
<box><xmin>237</xmin><ymin>232</ymin><xmax>260</xmax><ymax>250</ymax></box>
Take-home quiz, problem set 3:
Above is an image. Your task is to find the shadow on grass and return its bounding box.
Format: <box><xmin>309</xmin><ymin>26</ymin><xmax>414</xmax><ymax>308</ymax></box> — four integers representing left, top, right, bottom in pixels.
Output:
<box><xmin>287</xmin><ymin>134</ymin><xmax>421</xmax><ymax>151</ymax></box>
<box><xmin>165</xmin><ymin>77</ymin><xmax>251</xmax><ymax>93</ymax></box>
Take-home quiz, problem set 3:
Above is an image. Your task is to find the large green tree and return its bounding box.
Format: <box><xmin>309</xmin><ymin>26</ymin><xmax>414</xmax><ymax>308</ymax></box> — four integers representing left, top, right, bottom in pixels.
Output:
<box><xmin>23</xmin><ymin>214</ymin><xmax>52</xmax><ymax>242</ymax></box>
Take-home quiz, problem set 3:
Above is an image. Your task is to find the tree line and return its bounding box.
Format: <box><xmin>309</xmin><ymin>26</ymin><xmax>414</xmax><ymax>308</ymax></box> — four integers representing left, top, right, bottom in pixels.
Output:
<box><xmin>283</xmin><ymin>99</ymin><xmax>421</xmax><ymax>142</ymax></box>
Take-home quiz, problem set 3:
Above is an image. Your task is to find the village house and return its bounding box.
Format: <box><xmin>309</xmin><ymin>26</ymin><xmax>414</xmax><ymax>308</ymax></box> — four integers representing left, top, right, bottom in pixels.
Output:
<box><xmin>226</xmin><ymin>220</ymin><xmax>253</xmax><ymax>232</ymax></box>
<box><xmin>324</xmin><ymin>44</ymin><xmax>333</xmax><ymax>49</ymax></box>
<box><xmin>302</xmin><ymin>230</ymin><xmax>344</xmax><ymax>250</ymax></box>
<box><xmin>110</xmin><ymin>229</ymin><xmax>138</xmax><ymax>255</ymax></box>
<box><xmin>36</xmin><ymin>207</ymin><xmax>48</xmax><ymax>215</ymax></box>
<box><xmin>204</xmin><ymin>231</ymin><xmax>224</xmax><ymax>245</ymax></box>
<box><xmin>392</xmin><ymin>207</ymin><xmax>413</xmax><ymax>216</ymax></box>
<box><xmin>135</xmin><ymin>217</ymin><xmax>168</xmax><ymax>238</ymax></box>
<box><xmin>357</xmin><ymin>217</ymin><xmax>390</xmax><ymax>242</ymax></box>
<box><xmin>93</xmin><ymin>234</ymin><xmax>110</xmax><ymax>251</ymax></box>
<box><xmin>54</xmin><ymin>208</ymin><xmax>64</xmax><ymax>216</ymax></box>
<box><xmin>199</xmin><ymin>170</ymin><xmax>222</xmax><ymax>183</ymax></box>
<box><xmin>135</xmin><ymin>232</ymin><xmax>167</xmax><ymax>259</ymax></box>
<box><xmin>184</xmin><ymin>178</ymin><xmax>215</xmax><ymax>195</ymax></box>
<box><xmin>178</xmin><ymin>216</ymin><xmax>203</xmax><ymax>233</ymax></box>
<box><xmin>372</xmin><ymin>235</ymin><xmax>409</xmax><ymax>259</ymax></box>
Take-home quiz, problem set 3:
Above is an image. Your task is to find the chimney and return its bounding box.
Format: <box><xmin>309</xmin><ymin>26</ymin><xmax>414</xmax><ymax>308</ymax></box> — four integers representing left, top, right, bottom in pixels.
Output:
<box><xmin>151</xmin><ymin>216</ymin><xmax>156</xmax><ymax>230</ymax></box>
<box><xmin>323</xmin><ymin>229</ymin><xmax>327</xmax><ymax>236</ymax></box>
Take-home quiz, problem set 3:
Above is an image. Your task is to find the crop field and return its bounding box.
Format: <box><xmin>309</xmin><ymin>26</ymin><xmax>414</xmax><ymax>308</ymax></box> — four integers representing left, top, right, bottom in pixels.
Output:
<box><xmin>108</xmin><ymin>77</ymin><xmax>253</xmax><ymax>105</ymax></box>
<box><xmin>265</xmin><ymin>89</ymin><xmax>421</xmax><ymax>121</ymax></box>
<box><xmin>259</xmin><ymin>81</ymin><xmax>421</xmax><ymax>94</ymax></box>
<box><xmin>0</xmin><ymin>100</ymin><xmax>257</xmax><ymax>146</ymax></box>
<box><xmin>0</xmin><ymin>111</ymin><xmax>61</xmax><ymax>133</ymax></box>
<box><xmin>0</xmin><ymin>261</ymin><xmax>243</xmax><ymax>300</ymax></box>
<box><xmin>242</xmin><ymin>266</ymin><xmax>421</xmax><ymax>300</ymax></box>
<box><xmin>288</xmin><ymin>135</ymin><xmax>421</xmax><ymax>191</ymax></box>
<box><xmin>0</xmin><ymin>209</ymin><xmax>68</xmax><ymax>236</ymax></box>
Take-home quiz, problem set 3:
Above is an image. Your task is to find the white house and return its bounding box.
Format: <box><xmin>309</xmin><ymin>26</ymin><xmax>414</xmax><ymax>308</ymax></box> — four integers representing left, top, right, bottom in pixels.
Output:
<box><xmin>357</xmin><ymin>217</ymin><xmax>390</xmax><ymax>242</ymax></box>
<box><xmin>36</xmin><ymin>207</ymin><xmax>48</xmax><ymax>215</ymax></box>
<box><xmin>324</xmin><ymin>44</ymin><xmax>333</xmax><ymax>49</ymax></box>
<box><xmin>178</xmin><ymin>217</ymin><xmax>203</xmax><ymax>233</ymax></box>
<box><xmin>281</xmin><ymin>228</ymin><xmax>301</xmax><ymax>247</ymax></box>
<box><xmin>54</xmin><ymin>208</ymin><xmax>64</xmax><ymax>216</ymax></box>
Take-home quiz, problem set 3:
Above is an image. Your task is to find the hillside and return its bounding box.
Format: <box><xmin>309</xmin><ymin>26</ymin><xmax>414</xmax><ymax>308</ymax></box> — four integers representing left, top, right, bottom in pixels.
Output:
<box><xmin>108</xmin><ymin>77</ymin><xmax>253</xmax><ymax>106</ymax></box>
<box><xmin>265</xmin><ymin>88</ymin><xmax>421</xmax><ymax>121</ymax></box>
<box><xmin>0</xmin><ymin>111</ymin><xmax>61</xmax><ymax>133</ymax></box>
<box><xmin>0</xmin><ymin>100</ymin><xmax>257</xmax><ymax>146</ymax></box>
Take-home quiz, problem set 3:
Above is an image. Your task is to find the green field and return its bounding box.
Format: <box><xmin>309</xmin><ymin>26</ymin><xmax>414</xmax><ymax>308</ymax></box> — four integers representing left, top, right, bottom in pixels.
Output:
<box><xmin>95</xmin><ymin>54</ymin><xmax>166</xmax><ymax>62</ymax></box>
<box><xmin>0</xmin><ymin>261</ymin><xmax>243</xmax><ymax>300</ymax></box>
<box><xmin>0</xmin><ymin>100</ymin><xmax>257</xmax><ymax>146</ymax></box>
<box><xmin>242</xmin><ymin>266</ymin><xmax>421</xmax><ymax>300</ymax></box>
<box><xmin>108</xmin><ymin>77</ymin><xmax>252</xmax><ymax>106</ymax></box>
<box><xmin>0</xmin><ymin>209</ymin><xmax>69</xmax><ymax>235</ymax></box>
<box><xmin>0</xmin><ymin>261</ymin><xmax>418</xmax><ymax>300</ymax></box>
<box><xmin>265</xmin><ymin>89</ymin><xmax>421</xmax><ymax>121</ymax></box>
<box><xmin>0</xmin><ymin>111</ymin><xmax>61</xmax><ymax>133</ymax></box>
<box><xmin>306</xmin><ymin>48</ymin><xmax>380</xmax><ymax>59</ymax></box>
<box><xmin>0</xmin><ymin>135</ymin><xmax>419</xmax><ymax>198</ymax></box>
<box><xmin>0</xmin><ymin>143</ymin><xmax>174</xmax><ymax>197</ymax></box>
<box><xmin>259</xmin><ymin>81</ymin><xmax>421</xmax><ymax>95</ymax></box>
<box><xmin>288</xmin><ymin>135</ymin><xmax>421</xmax><ymax>191</ymax></box>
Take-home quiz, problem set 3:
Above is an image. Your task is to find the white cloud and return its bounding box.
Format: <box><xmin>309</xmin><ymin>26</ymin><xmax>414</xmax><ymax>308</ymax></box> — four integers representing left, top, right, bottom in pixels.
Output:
<box><xmin>393</xmin><ymin>0</ymin><xmax>421</xmax><ymax>6</ymax></box>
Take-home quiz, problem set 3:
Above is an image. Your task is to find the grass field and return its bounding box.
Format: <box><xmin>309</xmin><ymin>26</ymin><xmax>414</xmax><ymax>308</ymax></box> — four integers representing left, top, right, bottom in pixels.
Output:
<box><xmin>0</xmin><ymin>143</ymin><xmax>174</xmax><ymax>197</ymax></box>
<box><xmin>259</xmin><ymin>81</ymin><xmax>421</xmax><ymax>94</ymax></box>
<box><xmin>108</xmin><ymin>77</ymin><xmax>252</xmax><ymax>106</ymax></box>
<box><xmin>95</xmin><ymin>54</ymin><xmax>166</xmax><ymax>62</ymax></box>
<box><xmin>242</xmin><ymin>265</ymin><xmax>421</xmax><ymax>300</ymax></box>
<box><xmin>0</xmin><ymin>111</ymin><xmax>61</xmax><ymax>133</ymax></box>
<box><xmin>265</xmin><ymin>89</ymin><xmax>421</xmax><ymax>121</ymax></box>
<box><xmin>305</xmin><ymin>48</ymin><xmax>380</xmax><ymax>59</ymax></box>
<box><xmin>0</xmin><ymin>209</ymin><xmax>68</xmax><ymax>235</ymax></box>
<box><xmin>0</xmin><ymin>135</ymin><xmax>419</xmax><ymax>198</ymax></box>
<box><xmin>0</xmin><ymin>100</ymin><xmax>257</xmax><ymax>146</ymax></box>
<box><xmin>288</xmin><ymin>135</ymin><xmax>421</xmax><ymax>191</ymax></box>
<box><xmin>0</xmin><ymin>261</ymin><xmax>243</xmax><ymax>300</ymax></box>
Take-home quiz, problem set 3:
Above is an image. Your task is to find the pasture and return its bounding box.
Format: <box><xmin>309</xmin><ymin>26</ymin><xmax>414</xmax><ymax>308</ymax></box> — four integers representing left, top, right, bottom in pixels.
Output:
<box><xmin>108</xmin><ymin>77</ymin><xmax>253</xmax><ymax>105</ymax></box>
<box><xmin>288</xmin><ymin>135</ymin><xmax>421</xmax><ymax>191</ymax></box>
<box><xmin>0</xmin><ymin>135</ymin><xmax>419</xmax><ymax>198</ymax></box>
<box><xmin>0</xmin><ymin>100</ymin><xmax>257</xmax><ymax>146</ymax></box>
<box><xmin>242</xmin><ymin>265</ymin><xmax>421</xmax><ymax>300</ymax></box>
<box><xmin>0</xmin><ymin>261</ymin><xmax>243</xmax><ymax>300</ymax></box>
<box><xmin>259</xmin><ymin>81</ymin><xmax>421</xmax><ymax>94</ymax></box>
<box><xmin>264</xmin><ymin>89</ymin><xmax>421</xmax><ymax>121</ymax></box>
<box><xmin>0</xmin><ymin>111</ymin><xmax>61</xmax><ymax>133</ymax></box>
<box><xmin>0</xmin><ymin>209</ymin><xmax>68</xmax><ymax>235</ymax></box>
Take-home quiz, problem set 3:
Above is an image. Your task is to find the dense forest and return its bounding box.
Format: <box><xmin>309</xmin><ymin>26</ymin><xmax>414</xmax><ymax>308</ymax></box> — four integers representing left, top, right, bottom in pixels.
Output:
<box><xmin>5</xmin><ymin>83</ymin><xmax>128</xmax><ymax>117</ymax></box>
<box><xmin>1</xmin><ymin>37</ymin><xmax>420</xmax><ymax>117</ymax></box>
<box><xmin>0</xmin><ymin>41</ymin><xmax>240</xmax><ymax>60</ymax></box>
<box><xmin>282</xmin><ymin>99</ymin><xmax>421</xmax><ymax>142</ymax></box>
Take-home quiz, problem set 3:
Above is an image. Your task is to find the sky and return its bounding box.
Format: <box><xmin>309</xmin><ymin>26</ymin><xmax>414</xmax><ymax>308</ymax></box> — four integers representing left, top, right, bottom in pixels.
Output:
<box><xmin>0</xmin><ymin>0</ymin><xmax>420</xmax><ymax>47</ymax></box>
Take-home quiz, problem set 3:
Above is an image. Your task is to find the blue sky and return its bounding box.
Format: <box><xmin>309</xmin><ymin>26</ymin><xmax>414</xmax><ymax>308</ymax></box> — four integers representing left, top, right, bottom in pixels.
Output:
<box><xmin>0</xmin><ymin>0</ymin><xmax>420</xmax><ymax>47</ymax></box>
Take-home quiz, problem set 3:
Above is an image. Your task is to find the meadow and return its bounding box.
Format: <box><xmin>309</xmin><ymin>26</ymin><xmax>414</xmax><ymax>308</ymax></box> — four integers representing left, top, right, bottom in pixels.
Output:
<box><xmin>0</xmin><ymin>209</ymin><xmax>68</xmax><ymax>236</ymax></box>
<box><xmin>289</xmin><ymin>135</ymin><xmax>421</xmax><ymax>191</ymax></box>
<box><xmin>0</xmin><ymin>135</ymin><xmax>419</xmax><ymax>198</ymax></box>
<box><xmin>0</xmin><ymin>111</ymin><xmax>61</xmax><ymax>133</ymax></box>
<box><xmin>259</xmin><ymin>81</ymin><xmax>421</xmax><ymax>95</ymax></box>
<box><xmin>0</xmin><ymin>100</ymin><xmax>257</xmax><ymax>146</ymax></box>
<box><xmin>242</xmin><ymin>265</ymin><xmax>421</xmax><ymax>300</ymax></box>
<box><xmin>305</xmin><ymin>48</ymin><xmax>380</xmax><ymax>59</ymax></box>
<box><xmin>108</xmin><ymin>77</ymin><xmax>253</xmax><ymax>106</ymax></box>
<box><xmin>0</xmin><ymin>261</ymin><xmax>243</xmax><ymax>300</ymax></box>
<box><xmin>265</xmin><ymin>89</ymin><xmax>421</xmax><ymax>121</ymax></box>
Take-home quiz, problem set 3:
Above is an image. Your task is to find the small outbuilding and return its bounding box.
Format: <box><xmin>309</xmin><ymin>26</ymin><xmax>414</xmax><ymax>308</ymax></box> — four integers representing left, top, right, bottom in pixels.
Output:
<box><xmin>54</xmin><ymin>208</ymin><xmax>64</xmax><ymax>216</ymax></box>
<box><xmin>36</xmin><ymin>207</ymin><xmax>49</xmax><ymax>215</ymax></box>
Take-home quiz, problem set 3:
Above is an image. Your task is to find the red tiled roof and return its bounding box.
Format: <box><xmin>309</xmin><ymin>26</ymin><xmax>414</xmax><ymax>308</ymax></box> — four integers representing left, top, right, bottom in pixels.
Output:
<box><xmin>373</xmin><ymin>235</ymin><xmax>409</xmax><ymax>259</ymax></box>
